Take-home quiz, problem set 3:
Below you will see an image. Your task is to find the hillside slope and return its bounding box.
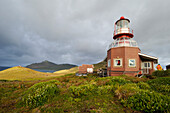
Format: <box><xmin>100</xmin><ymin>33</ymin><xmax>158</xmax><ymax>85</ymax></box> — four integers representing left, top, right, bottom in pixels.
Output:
<box><xmin>93</xmin><ymin>57</ymin><xmax>107</xmax><ymax>71</ymax></box>
<box><xmin>0</xmin><ymin>66</ymin><xmax>60</xmax><ymax>81</ymax></box>
<box><xmin>54</xmin><ymin>67</ymin><xmax>78</xmax><ymax>75</ymax></box>
<box><xmin>26</xmin><ymin>60</ymin><xmax>77</xmax><ymax>71</ymax></box>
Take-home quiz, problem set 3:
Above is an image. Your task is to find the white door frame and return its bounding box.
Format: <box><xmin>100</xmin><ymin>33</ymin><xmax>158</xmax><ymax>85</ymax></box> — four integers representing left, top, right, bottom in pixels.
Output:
<box><xmin>141</xmin><ymin>62</ymin><xmax>152</xmax><ymax>74</ymax></box>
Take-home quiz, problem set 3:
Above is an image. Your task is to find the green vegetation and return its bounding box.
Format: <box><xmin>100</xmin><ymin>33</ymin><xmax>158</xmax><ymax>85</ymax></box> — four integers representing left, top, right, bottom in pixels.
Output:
<box><xmin>115</xmin><ymin>83</ymin><xmax>140</xmax><ymax>99</ymax></box>
<box><xmin>147</xmin><ymin>77</ymin><xmax>170</xmax><ymax>95</ymax></box>
<box><xmin>0</xmin><ymin>72</ymin><xmax>169</xmax><ymax>112</ymax></box>
<box><xmin>93</xmin><ymin>58</ymin><xmax>107</xmax><ymax>71</ymax></box>
<box><xmin>122</xmin><ymin>90</ymin><xmax>169</xmax><ymax>113</ymax></box>
<box><xmin>69</xmin><ymin>83</ymin><xmax>97</xmax><ymax>98</ymax></box>
<box><xmin>152</xmin><ymin>70</ymin><xmax>170</xmax><ymax>77</ymax></box>
<box><xmin>22</xmin><ymin>80</ymin><xmax>60</xmax><ymax>108</ymax></box>
<box><xmin>137</xmin><ymin>82</ymin><xmax>151</xmax><ymax>90</ymax></box>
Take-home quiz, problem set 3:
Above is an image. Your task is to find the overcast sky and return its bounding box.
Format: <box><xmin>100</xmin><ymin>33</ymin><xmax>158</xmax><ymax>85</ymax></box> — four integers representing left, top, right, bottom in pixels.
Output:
<box><xmin>0</xmin><ymin>0</ymin><xmax>169</xmax><ymax>68</ymax></box>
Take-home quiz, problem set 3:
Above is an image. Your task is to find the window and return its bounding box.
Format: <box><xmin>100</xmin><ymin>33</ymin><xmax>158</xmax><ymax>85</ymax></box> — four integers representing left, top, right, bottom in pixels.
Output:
<box><xmin>143</xmin><ymin>62</ymin><xmax>152</xmax><ymax>69</ymax></box>
<box><xmin>114</xmin><ymin>58</ymin><xmax>122</xmax><ymax>67</ymax></box>
<box><xmin>87</xmin><ymin>68</ymin><xmax>93</xmax><ymax>73</ymax></box>
<box><xmin>129</xmin><ymin>59</ymin><xmax>136</xmax><ymax>67</ymax></box>
<box><xmin>108</xmin><ymin>59</ymin><xmax>111</xmax><ymax>67</ymax></box>
<box><xmin>148</xmin><ymin>63</ymin><xmax>150</xmax><ymax>67</ymax></box>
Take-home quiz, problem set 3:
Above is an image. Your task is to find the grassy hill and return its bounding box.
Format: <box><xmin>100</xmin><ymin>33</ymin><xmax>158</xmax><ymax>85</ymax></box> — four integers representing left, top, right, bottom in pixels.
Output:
<box><xmin>0</xmin><ymin>66</ymin><xmax>63</xmax><ymax>81</ymax></box>
<box><xmin>0</xmin><ymin>66</ymin><xmax>79</xmax><ymax>81</ymax></box>
<box><xmin>93</xmin><ymin>57</ymin><xmax>107</xmax><ymax>71</ymax></box>
<box><xmin>54</xmin><ymin>67</ymin><xmax>78</xmax><ymax>75</ymax></box>
<box><xmin>26</xmin><ymin>60</ymin><xmax>77</xmax><ymax>71</ymax></box>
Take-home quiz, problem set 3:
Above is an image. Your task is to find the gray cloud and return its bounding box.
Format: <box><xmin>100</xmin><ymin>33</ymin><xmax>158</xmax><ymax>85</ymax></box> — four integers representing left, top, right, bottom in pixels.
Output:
<box><xmin>0</xmin><ymin>0</ymin><xmax>169</xmax><ymax>68</ymax></box>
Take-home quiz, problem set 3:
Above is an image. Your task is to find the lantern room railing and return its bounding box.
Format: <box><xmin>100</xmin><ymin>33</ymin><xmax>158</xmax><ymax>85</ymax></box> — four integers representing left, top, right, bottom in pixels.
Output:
<box><xmin>108</xmin><ymin>37</ymin><xmax>138</xmax><ymax>50</ymax></box>
<box><xmin>114</xmin><ymin>28</ymin><xmax>133</xmax><ymax>36</ymax></box>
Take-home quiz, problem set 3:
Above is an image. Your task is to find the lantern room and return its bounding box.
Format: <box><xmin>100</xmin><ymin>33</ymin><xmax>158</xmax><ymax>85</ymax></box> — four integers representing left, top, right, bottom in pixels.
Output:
<box><xmin>113</xmin><ymin>16</ymin><xmax>133</xmax><ymax>39</ymax></box>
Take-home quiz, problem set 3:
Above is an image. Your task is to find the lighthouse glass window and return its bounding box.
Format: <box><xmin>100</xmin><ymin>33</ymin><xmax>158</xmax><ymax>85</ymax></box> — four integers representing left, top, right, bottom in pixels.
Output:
<box><xmin>129</xmin><ymin>59</ymin><xmax>136</xmax><ymax>67</ymax></box>
<box><xmin>108</xmin><ymin>59</ymin><xmax>111</xmax><ymax>67</ymax></box>
<box><xmin>114</xmin><ymin>59</ymin><xmax>122</xmax><ymax>67</ymax></box>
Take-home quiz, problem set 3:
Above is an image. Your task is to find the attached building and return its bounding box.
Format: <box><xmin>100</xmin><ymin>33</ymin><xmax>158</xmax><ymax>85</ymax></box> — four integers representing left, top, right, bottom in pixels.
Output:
<box><xmin>78</xmin><ymin>64</ymin><xmax>94</xmax><ymax>74</ymax></box>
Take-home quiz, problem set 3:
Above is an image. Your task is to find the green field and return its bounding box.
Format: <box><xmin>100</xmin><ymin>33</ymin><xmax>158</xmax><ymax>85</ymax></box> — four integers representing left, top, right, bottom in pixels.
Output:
<box><xmin>0</xmin><ymin>68</ymin><xmax>169</xmax><ymax>113</ymax></box>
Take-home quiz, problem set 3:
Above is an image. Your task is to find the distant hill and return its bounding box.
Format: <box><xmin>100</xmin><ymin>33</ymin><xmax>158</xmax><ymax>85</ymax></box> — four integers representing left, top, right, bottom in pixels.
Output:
<box><xmin>0</xmin><ymin>66</ymin><xmax>73</xmax><ymax>81</ymax></box>
<box><xmin>93</xmin><ymin>57</ymin><xmax>107</xmax><ymax>71</ymax></box>
<box><xmin>26</xmin><ymin>60</ymin><xmax>77</xmax><ymax>71</ymax></box>
<box><xmin>0</xmin><ymin>66</ymin><xmax>50</xmax><ymax>81</ymax></box>
<box><xmin>54</xmin><ymin>67</ymin><xmax>78</xmax><ymax>75</ymax></box>
<box><xmin>0</xmin><ymin>66</ymin><xmax>11</xmax><ymax>71</ymax></box>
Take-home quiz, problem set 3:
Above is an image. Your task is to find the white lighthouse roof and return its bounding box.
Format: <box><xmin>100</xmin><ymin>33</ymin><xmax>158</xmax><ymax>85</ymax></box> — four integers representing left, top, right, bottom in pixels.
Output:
<box><xmin>108</xmin><ymin>37</ymin><xmax>138</xmax><ymax>49</ymax></box>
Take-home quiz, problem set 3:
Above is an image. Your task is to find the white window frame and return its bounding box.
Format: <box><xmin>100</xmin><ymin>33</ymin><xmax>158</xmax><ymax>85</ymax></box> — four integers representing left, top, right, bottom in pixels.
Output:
<box><xmin>142</xmin><ymin>62</ymin><xmax>152</xmax><ymax>69</ymax></box>
<box><xmin>114</xmin><ymin>58</ymin><xmax>123</xmax><ymax>67</ymax></box>
<box><xmin>128</xmin><ymin>59</ymin><xmax>136</xmax><ymax>67</ymax></box>
<box><xmin>108</xmin><ymin>59</ymin><xmax>111</xmax><ymax>67</ymax></box>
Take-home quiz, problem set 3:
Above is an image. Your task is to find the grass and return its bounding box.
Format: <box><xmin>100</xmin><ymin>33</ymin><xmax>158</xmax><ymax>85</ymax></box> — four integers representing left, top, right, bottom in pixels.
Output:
<box><xmin>0</xmin><ymin>74</ymin><xmax>142</xmax><ymax>112</ymax></box>
<box><xmin>0</xmin><ymin>70</ymin><xmax>169</xmax><ymax>112</ymax></box>
<box><xmin>54</xmin><ymin>67</ymin><xmax>78</xmax><ymax>75</ymax></box>
<box><xmin>93</xmin><ymin>59</ymin><xmax>107</xmax><ymax>71</ymax></box>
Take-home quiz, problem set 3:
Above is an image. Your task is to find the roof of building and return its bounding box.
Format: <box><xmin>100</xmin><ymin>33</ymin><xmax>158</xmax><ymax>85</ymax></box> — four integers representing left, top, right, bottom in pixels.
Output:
<box><xmin>138</xmin><ymin>53</ymin><xmax>158</xmax><ymax>64</ymax></box>
<box><xmin>115</xmin><ymin>16</ymin><xmax>130</xmax><ymax>24</ymax></box>
<box><xmin>166</xmin><ymin>64</ymin><xmax>170</xmax><ymax>67</ymax></box>
<box><xmin>81</xmin><ymin>64</ymin><xmax>94</xmax><ymax>68</ymax></box>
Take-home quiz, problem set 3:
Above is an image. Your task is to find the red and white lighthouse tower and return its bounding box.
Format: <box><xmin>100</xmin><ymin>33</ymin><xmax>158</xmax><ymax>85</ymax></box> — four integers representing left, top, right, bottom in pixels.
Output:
<box><xmin>107</xmin><ymin>16</ymin><xmax>158</xmax><ymax>76</ymax></box>
<box><xmin>113</xmin><ymin>16</ymin><xmax>133</xmax><ymax>40</ymax></box>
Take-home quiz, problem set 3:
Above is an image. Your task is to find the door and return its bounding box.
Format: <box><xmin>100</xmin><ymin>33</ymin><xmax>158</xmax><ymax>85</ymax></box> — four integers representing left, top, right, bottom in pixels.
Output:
<box><xmin>141</xmin><ymin>62</ymin><xmax>152</xmax><ymax>74</ymax></box>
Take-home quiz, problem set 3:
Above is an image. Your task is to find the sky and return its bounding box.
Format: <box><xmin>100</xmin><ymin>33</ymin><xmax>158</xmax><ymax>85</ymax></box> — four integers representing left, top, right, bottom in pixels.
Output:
<box><xmin>0</xmin><ymin>0</ymin><xmax>169</xmax><ymax>68</ymax></box>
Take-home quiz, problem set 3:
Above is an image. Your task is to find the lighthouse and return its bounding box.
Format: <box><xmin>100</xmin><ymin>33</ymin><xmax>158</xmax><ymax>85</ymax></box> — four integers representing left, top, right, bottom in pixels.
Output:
<box><xmin>107</xmin><ymin>16</ymin><xmax>158</xmax><ymax>76</ymax></box>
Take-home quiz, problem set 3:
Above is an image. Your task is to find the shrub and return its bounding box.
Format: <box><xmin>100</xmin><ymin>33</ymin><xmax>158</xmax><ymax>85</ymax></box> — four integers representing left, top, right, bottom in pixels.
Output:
<box><xmin>145</xmin><ymin>75</ymin><xmax>157</xmax><ymax>79</ymax></box>
<box><xmin>95</xmin><ymin>76</ymin><xmax>131</xmax><ymax>87</ymax></box>
<box><xmin>97</xmin><ymin>85</ymin><xmax>118</xmax><ymax>95</ymax></box>
<box><xmin>105</xmin><ymin>77</ymin><xmax>131</xmax><ymax>85</ymax></box>
<box><xmin>115</xmin><ymin>83</ymin><xmax>140</xmax><ymax>99</ymax></box>
<box><xmin>95</xmin><ymin>77</ymin><xmax>110</xmax><ymax>81</ymax></box>
<box><xmin>123</xmin><ymin>76</ymin><xmax>147</xmax><ymax>83</ymax></box>
<box><xmin>164</xmin><ymin>70</ymin><xmax>170</xmax><ymax>76</ymax></box>
<box><xmin>69</xmin><ymin>83</ymin><xmax>97</xmax><ymax>98</ymax></box>
<box><xmin>148</xmin><ymin>77</ymin><xmax>170</xmax><ymax>85</ymax></box>
<box><xmin>147</xmin><ymin>77</ymin><xmax>170</xmax><ymax>95</ymax></box>
<box><xmin>22</xmin><ymin>80</ymin><xmax>60</xmax><ymax>108</ymax></box>
<box><xmin>121</xmin><ymin>90</ymin><xmax>170</xmax><ymax>112</ymax></box>
<box><xmin>152</xmin><ymin>70</ymin><xmax>170</xmax><ymax>77</ymax></box>
<box><xmin>137</xmin><ymin>82</ymin><xmax>150</xmax><ymax>90</ymax></box>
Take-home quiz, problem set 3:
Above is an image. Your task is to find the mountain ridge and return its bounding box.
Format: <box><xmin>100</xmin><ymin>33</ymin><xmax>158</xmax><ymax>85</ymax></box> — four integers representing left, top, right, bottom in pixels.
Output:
<box><xmin>26</xmin><ymin>60</ymin><xmax>77</xmax><ymax>71</ymax></box>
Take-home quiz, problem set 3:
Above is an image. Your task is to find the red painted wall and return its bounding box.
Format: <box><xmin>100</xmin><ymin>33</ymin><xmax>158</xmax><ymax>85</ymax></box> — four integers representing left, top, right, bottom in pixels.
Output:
<box><xmin>107</xmin><ymin>46</ymin><xmax>141</xmax><ymax>76</ymax></box>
